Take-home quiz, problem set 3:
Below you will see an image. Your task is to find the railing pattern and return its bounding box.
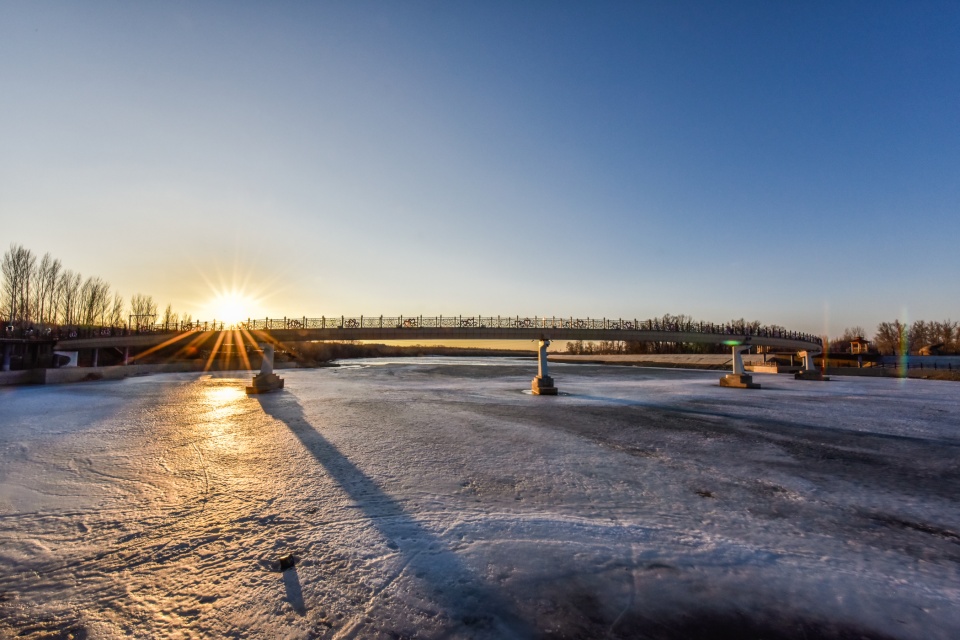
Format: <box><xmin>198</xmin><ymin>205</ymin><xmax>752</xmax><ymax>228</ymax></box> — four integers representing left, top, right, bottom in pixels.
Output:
<box><xmin>239</xmin><ymin>316</ymin><xmax>821</xmax><ymax>343</ymax></box>
<box><xmin>10</xmin><ymin>316</ymin><xmax>822</xmax><ymax>345</ymax></box>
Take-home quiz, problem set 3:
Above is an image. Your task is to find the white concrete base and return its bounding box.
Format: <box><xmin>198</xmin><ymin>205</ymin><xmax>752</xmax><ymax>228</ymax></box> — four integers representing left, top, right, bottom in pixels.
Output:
<box><xmin>720</xmin><ymin>373</ymin><xmax>761</xmax><ymax>389</ymax></box>
<box><xmin>247</xmin><ymin>342</ymin><xmax>283</xmax><ymax>393</ymax></box>
<box><xmin>531</xmin><ymin>375</ymin><xmax>558</xmax><ymax>395</ymax></box>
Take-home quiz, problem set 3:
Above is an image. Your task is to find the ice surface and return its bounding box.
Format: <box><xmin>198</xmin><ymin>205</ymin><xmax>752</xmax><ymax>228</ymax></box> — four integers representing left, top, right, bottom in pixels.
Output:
<box><xmin>1</xmin><ymin>360</ymin><xmax>958</xmax><ymax>639</ymax></box>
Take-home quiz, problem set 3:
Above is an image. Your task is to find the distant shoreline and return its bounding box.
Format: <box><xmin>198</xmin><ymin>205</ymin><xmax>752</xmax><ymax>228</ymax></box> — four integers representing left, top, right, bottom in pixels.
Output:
<box><xmin>4</xmin><ymin>349</ymin><xmax>957</xmax><ymax>387</ymax></box>
<box><xmin>551</xmin><ymin>354</ymin><xmax>960</xmax><ymax>381</ymax></box>
<box><xmin>0</xmin><ymin>345</ymin><xmax>535</xmax><ymax>387</ymax></box>
<box><xmin>550</xmin><ymin>353</ymin><xmax>757</xmax><ymax>370</ymax></box>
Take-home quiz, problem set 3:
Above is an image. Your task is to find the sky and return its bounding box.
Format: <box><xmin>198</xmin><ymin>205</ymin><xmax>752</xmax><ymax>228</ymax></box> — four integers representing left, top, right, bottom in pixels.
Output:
<box><xmin>1</xmin><ymin>1</ymin><xmax>958</xmax><ymax>336</ymax></box>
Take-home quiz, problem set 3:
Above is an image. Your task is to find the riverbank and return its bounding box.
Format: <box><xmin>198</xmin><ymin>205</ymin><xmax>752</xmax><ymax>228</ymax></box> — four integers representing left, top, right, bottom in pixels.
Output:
<box><xmin>0</xmin><ymin>344</ymin><xmax>533</xmax><ymax>387</ymax></box>
<box><xmin>551</xmin><ymin>354</ymin><xmax>960</xmax><ymax>381</ymax></box>
<box><xmin>0</xmin><ymin>360</ymin><xmax>314</xmax><ymax>387</ymax></box>
<box><xmin>550</xmin><ymin>353</ymin><xmax>766</xmax><ymax>370</ymax></box>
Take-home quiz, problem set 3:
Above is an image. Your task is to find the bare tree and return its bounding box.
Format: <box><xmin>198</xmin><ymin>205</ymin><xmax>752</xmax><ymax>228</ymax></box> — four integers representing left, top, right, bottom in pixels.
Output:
<box><xmin>624</xmin><ymin>340</ymin><xmax>649</xmax><ymax>354</ymax></box>
<box><xmin>930</xmin><ymin>320</ymin><xmax>958</xmax><ymax>353</ymax></box>
<box><xmin>77</xmin><ymin>277</ymin><xmax>94</xmax><ymax>324</ymax></box>
<box><xmin>78</xmin><ymin>277</ymin><xmax>112</xmax><ymax>325</ymax></box>
<box><xmin>49</xmin><ymin>266</ymin><xmax>65</xmax><ymax>324</ymax></box>
<box><xmin>32</xmin><ymin>253</ymin><xmax>52</xmax><ymax>326</ymax></box>
<box><xmin>874</xmin><ymin>321</ymin><xmax>908</xmax><ymax>355</ymax></box>
<box><xmin>725</xmin><ymin>317</ymin><xmax>762</xmax><ymax>335</ymax></box>
<box><xmin>1</xmin><ymin>244</ymin><xmax>37</xmax><ymax>326</ymax></box>
<box><xmin>2</xmin><ymin>244</ymin><xmax>132</xmax><ymax>330</ymax></box>
<box><xmin>108</xmin><ymin>293</ymin><xmax>125</xmax><ymax>327</ymax></box>
<box><xmin>58</xmin><ymin>270</ymin><xmax>83</xmax><ymax>325</ymax></box>
<box><xmin>34</xmin><ymin>253</ymin><xmax>62</xmax><ymax>326</ymax></box>
<box><xmin>908</xmin><ymin>320</ymin><xmax>932</xmax><ymax>354</ymax></box>
<box><xmin>129</xmin><ymin>293</ymin><xmax>157</xmax><ymax>329</ymax></box>
<box><xmin>162</xmin><ymin>303</ymin><xmax>179</xmax><ymax>329</ymax></box>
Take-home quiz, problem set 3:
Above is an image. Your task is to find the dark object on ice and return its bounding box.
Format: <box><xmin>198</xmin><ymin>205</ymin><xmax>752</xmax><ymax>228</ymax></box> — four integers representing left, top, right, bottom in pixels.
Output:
<box><xmin>278</xmin><ymin>554</ymin><xmax>296</xmax><ymax>571</ymax></box>
<box><xmin>795</xmin><ymin>370</ymin><xmax>830</xmax><ymax>381</ymax></box>
<box><xmin>246</xmin><ymin>372</ymin><xmax>285</xmax><ymax>394</ymax></box>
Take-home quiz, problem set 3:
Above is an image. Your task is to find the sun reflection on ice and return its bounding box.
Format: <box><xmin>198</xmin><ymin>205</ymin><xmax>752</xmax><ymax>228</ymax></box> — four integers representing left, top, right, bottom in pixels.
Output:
<box><xmin>198</xmin><ymin>382</ymin><xmax>248</xmax><ymax>450</ymax></box>
<box><xmin>204</xmin><ymin>383</ymin><xmax>245</xmax><ymax>406</ymax></box>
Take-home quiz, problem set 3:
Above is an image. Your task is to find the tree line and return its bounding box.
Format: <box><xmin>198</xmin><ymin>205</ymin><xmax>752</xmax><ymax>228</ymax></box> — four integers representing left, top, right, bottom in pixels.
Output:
<box><xmin>833</xmin><ymin>321</ymin><xmax>958</xmax><ymax>356</ymax></box>
<box><xmin>1</xmin><ymin>243</ymin><xmax>188</xmax><ymax>331</ymax></box>
<box><xmin>565</xmin><ymin>314</ymin><xmax>960</xmax><ymax>357</ymax></box>
<box><xmin>565</xmin><ymin>314</ymin><xmax>789</xmax><ymax>355</ymax></box>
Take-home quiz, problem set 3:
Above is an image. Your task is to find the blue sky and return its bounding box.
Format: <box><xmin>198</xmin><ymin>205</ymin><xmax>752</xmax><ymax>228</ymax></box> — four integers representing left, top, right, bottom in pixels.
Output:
<box><xmin>1</xmin><ymin>1</ymin><xmax>957</xmax><ymax>335</ymax></box>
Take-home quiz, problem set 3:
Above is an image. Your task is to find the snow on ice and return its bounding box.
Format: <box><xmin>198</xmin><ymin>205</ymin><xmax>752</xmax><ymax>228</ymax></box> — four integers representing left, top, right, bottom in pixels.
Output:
<box><xmin>0</xmin><ymin>359</ymin><xmax>958</xmax><ymax>639</ymax></box>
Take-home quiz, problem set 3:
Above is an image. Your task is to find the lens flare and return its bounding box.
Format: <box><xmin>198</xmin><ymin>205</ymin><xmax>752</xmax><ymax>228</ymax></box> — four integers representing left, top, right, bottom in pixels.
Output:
<box><xmin>208</xmin><ymin>290</ymin><xmax>255</xmax><ymax>327</ymax></box>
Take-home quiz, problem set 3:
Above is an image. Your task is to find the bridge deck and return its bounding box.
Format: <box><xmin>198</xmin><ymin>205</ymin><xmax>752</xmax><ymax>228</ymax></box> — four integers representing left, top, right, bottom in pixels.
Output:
<box><xmin>56</xmin><ymin>327</ymin><xmax>821</xmax><ymax>352</ymax></box>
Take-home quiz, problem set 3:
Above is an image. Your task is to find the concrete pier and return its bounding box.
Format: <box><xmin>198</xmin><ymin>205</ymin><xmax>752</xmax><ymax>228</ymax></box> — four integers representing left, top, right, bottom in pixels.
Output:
<box><xmin>53</xmin><ymin>351</ymin><xmax>79</xmax><ymax>367</ymax></box>
<box><xmin>795</xmin><ymin>349</ymin><xmax>829</xmax><ymax>381</ymax></box>
<box><xmin>720</xmin><ymin>345</ymin><xmax>760</xmax><ymax>389</ymax></box>
<box><xmin>246</xmin><ymin>343</ymin><xmax>284</xmax><ymax>394</ymax></box>
<box><xmin>531</xmin><ymin>339</ymin><xmax>558</xmax><ymax>395</ymax></box>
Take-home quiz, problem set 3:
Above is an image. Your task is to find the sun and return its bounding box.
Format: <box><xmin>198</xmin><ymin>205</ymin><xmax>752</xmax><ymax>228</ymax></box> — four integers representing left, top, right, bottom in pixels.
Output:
<box><xmin>192</xmin><ymin>259</ymin><xmax>272</xmax><ymax>328</ymax></box>
<box><xmin>210</xmin><ymin>290</ymin><xmax>254</xmax><ymax>326</ymax></box>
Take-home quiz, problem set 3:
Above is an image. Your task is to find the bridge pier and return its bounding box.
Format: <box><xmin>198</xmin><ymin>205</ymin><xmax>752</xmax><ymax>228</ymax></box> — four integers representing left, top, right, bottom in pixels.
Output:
<box><xmin>247</xmin><ymin>343</ymin><xmax>284</xmax><ymax>394</ymax></box>
<box><xmin>2</xmin><ymin>343</ymin><xmax>10</xmax><ymax>372</ymax></box>
<box><xmin>795</xmin><ymin>349</ymin><xmax>829</xmax><ymax>381</ymax></box>
<box><xmin>720</xmin><ymin>345</ymin><xmax>760</xmax><ymax>389</ymax></box>
<box><xmin>53</xmin><ymin>351</ymin><xmax>79</xmax><ymax>367</ymax></box>
<box><xmin>531</xmin><ymin>339</ymin><xmax>558</xmax><ymax>395</ymax></box>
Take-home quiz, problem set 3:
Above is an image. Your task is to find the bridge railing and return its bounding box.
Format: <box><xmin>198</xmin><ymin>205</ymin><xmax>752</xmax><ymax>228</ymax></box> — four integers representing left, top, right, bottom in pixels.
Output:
<box><xmin>3</xmin><ymin>321</ymin><xmax>228</xmax><ymax>341</ymax></box>
<box><xmin>2</xmin><ymin>324</ymin><xmax>133</xmax><ymax>341</ymax></box>
<box><xmin>40</xmin><ymin>315</ymin><xmax>823</xmax><ymax>346</ymax></box>
<box><xmin>233</xmin><ymin>316</ymin><xmax>822</xmax><ymax>345</ymax></box>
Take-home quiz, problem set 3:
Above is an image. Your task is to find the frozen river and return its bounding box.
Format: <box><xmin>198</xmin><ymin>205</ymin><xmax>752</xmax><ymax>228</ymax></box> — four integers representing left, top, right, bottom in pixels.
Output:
<box><xmin>1</xmin><ymin>359</ymin><xmax>958</xmax><ymax>639</ymax></box>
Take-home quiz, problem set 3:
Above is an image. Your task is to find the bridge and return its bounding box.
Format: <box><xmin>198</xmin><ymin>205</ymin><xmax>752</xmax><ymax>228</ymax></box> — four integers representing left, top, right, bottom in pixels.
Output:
<box><xmin>42</xmin><ymin>315</ymin><xmax>825</xmax><ymax>393</ymax></box>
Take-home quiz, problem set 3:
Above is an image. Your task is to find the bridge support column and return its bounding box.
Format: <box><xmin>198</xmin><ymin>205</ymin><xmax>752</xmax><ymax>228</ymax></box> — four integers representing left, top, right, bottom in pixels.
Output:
<box><xmin>795</xmin><ymin>350</ymin><xmax>829</xmax><ymax>381</ymax></box>
<box><xmin>53</xmin><ymin>351</ymin><xmax>79</xmax><ymax>367</ymax></box>
<box><xmin>2</xmin><ymin>343</ymin><xmax>10</xmax><ymax>372</ymax></box>
<box><xmin>531</xmin><ymin>339</ymin><xmax>558</xmax><ymax>395</ymax></box>
<box><xmin>247</xmin><ymin>343</ymin><xmax>284</xmax><ymax>394</ymax></box>
<box><xmin>720</xmin><ymin>345</ymin><xmax>760</xmax><ymax>389</ymax></box>
<box><xmin>91</xmin><ymin>348</ymin><xmax>99</xmax><ymax>368</ymax></box>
